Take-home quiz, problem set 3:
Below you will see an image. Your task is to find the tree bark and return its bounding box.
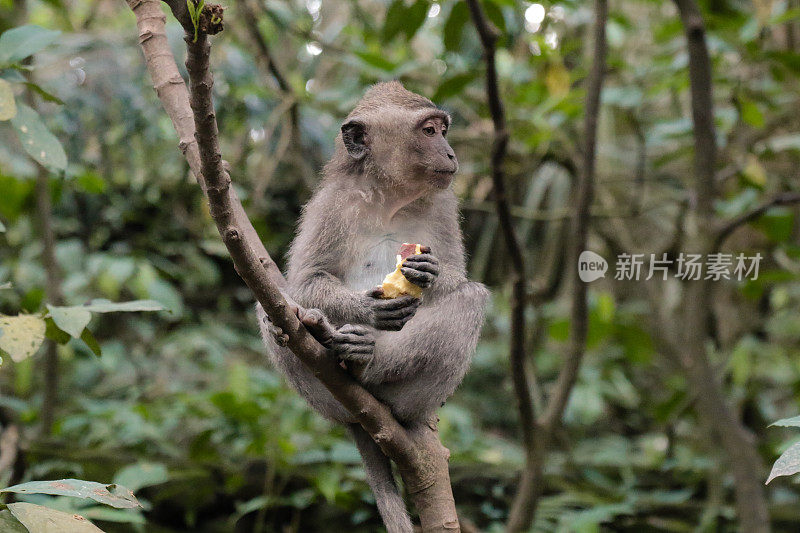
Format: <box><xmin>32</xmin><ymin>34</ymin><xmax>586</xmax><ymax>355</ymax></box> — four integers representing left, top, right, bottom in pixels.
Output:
<box><xmin>670</xmin><ymin>0</ymin><xmax>770</xmax><ymax>529</ymax></box>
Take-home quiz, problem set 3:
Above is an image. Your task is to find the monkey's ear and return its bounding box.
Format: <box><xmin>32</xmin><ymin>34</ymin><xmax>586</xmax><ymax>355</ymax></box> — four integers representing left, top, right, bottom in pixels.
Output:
<box><xmin>341</xmin><ymin>119</ymin><xmax>368</xmax><ymax>160</ymax></box>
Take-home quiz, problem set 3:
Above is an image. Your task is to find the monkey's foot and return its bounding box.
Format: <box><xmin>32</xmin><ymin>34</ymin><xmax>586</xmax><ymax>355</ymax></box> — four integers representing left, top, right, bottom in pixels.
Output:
<box><xmin>262</xmin><ymin>314</ymin><xmax>289</xmax><ymax>346</ymax></box>
<box><xmin>297</xmin><ymin>307</ymin><xmax>335</xmax><ymax>347</ymax></box>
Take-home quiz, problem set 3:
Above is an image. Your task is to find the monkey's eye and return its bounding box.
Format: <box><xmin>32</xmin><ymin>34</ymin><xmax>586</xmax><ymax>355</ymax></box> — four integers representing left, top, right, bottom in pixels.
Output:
<box><xmin>441</xmin><ymin>127</ymin><xmax>448</xmax><ymax>137</ymax></box>
<box><xmin>422</xmin><ymin>126</ymin><xmax>436</xmax><ymax>136</ymax></box>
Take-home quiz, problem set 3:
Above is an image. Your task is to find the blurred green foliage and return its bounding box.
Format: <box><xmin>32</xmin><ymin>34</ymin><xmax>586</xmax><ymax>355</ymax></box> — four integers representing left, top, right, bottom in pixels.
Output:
<box><xmin>0</xmin><ymin>0</ymin><xmax>799</xmax><ymax>530</ymax></box>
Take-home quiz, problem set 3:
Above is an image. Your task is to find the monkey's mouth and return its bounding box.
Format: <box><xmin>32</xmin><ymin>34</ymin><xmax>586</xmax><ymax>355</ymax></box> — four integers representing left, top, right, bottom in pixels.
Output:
<box><xmin>431</xmin><ymin>168</ymin><xmax>456</xmax><ymax>188</ymax></box>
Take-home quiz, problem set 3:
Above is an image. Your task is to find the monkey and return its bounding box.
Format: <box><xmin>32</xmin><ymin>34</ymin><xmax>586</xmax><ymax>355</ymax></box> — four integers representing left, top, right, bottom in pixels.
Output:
<box><xmin>257</xmin><ymin>81</ymin><xmax>488</xmax><ymax>533</ymax></box>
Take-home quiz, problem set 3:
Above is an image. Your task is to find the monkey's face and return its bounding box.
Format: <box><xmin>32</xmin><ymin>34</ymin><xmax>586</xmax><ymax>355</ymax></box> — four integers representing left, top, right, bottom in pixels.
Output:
<box><xmin>341</xmin><ymin>107</ymin><xmax>458</xmax><ymax>191</ymax></box>
<box><xmin>410</xmin><ymin>111</ymin><xmax>458</xmax><ymax>189</ymax></box>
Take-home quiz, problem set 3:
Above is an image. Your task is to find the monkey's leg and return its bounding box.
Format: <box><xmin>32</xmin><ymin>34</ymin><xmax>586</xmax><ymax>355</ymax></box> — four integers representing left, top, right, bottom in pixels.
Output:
<box><xmin>359</xmin><ymin>282</ymin><xmax>489</xmax><ymax>422</ymax></box>
<box><xmin>349</xmin><ymin>423</ymin><xmax>413</xmax><ymax>533</ymax></box>
<box><xmin>365</xmin><ymin>281</ymin><xmax>488</xmax><ymax>384</ymax></box>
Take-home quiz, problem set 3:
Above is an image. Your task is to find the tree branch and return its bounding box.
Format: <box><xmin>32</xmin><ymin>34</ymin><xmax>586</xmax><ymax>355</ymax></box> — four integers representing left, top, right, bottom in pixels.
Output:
<box><xmin>713</xmin><ymin>192</ymin><xmax>800</xmax><ymax>250</ymax></box>
<box><xmin>35</xmin><ymin>169</ymin><xmax>61</xmax><ymax>437</ymax></box>
<box><xmin>672</xmin><ymin>0</ymin><xmax>716</xmax><ymax>217</ymax></box>
<box><xmin>465</xmin><ymin>0</ymin><xmax>535</xmax><ymax>485</ymax></box>
<box><xmin>671</xmin><ymin>0</ymin><xmax>770</xmax><ymax>529</ymax></box>
<box><xmin>126</xmin><ymin>1</ymin><xmax>460</xmax><ymax>529</ymax></box>
<box><xmin>486</xmin><ymin>0</ymin><xmax>607</xmax><ymax>528</ymax></box>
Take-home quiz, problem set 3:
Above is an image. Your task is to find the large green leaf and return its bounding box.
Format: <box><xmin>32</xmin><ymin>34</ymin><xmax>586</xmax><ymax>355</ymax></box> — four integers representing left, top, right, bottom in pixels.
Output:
<box><xmin>0</xmin><ymin>314</ymin><xmax>45</xmax><ymax>362</ymax></box>
<box><xmin>403</xmin><ymin>0</ymin><xmax>430</xmax><ymax>40</ymax></box>
<box><xmin>7</xmin><ymin>502</ymin><xmax>105</xmax><ymax>533</ymax></box>
<box><xmin>11</xmin><ymin>104</ymin><xmax>67</xmax><ymax>171</ymax></box>
<box><xmin>80</xmin><ymin>299</ymin><xmax>164</xmax><ymax>313</ymax></box>
<box><xmin>0</xmin><ymin>25</ymin><xmax>60</xmax><ymax>65</ymax></box>
<box><xmin>382</xmin><ymin>0</ymin><xmax>407</xmax><ymax>42</ymax></box>
<box><xmin>0</xmin><ymin>79</ymin><xmax>16</xmax><ymax>121</ymax></box>
<box><xmin>443</xmin><ymin>1</ymin><xmax>469</xmax><ymax>51</ymax></box>
<box><xmin>767</xmin><ymin>440</ymin><xmax>800</xmax><ymax>483</ymax></box>
<box><xmin>46</xmin><ymin>305</ymin><xmax>91</xmax><ymax>339</ymax></box>
<box><xmin>2</xmin><ymin>479</ymin><xmax>141</xmax><ymax>509</ymax></box>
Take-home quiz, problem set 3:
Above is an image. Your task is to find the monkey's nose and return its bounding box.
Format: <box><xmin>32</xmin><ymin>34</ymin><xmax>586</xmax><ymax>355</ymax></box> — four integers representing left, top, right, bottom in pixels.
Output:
<box><xmin>447</xmin><ymin>152</ymin><xmax>455</xmax><ymax>160</ymax></box>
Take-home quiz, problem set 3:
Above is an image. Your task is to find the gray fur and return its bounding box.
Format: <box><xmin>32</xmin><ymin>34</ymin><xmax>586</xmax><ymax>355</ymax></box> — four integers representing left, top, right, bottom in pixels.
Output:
<box><xmin>256</xmin><ymin>82</ymin><xmax>488</xmax><ymax>531</ymax></box>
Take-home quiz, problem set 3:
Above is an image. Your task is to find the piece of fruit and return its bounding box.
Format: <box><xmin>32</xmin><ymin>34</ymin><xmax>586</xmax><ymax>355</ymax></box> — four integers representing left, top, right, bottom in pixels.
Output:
<box><xmin>380</xmin><ymin>243</ymin><xmax>423</xmax><ymax>299</ymax></box>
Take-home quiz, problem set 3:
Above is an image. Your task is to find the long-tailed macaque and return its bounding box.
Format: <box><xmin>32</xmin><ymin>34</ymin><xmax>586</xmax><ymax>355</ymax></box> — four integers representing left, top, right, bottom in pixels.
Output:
<box><xmin>257</xmin><ymin>81</ymin><xmax>488</xmax><ymax>533</ymax></box>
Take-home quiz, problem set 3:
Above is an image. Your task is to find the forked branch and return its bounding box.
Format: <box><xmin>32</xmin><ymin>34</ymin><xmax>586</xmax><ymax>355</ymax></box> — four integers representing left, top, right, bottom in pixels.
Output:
<box><xmin>126</xmin><ymin>1</ymin><xmax>460</xmax><ymax>530</ymax></box>
<box><xmin>466</xmin><ymin>0</ymin><xmax>607</xmax><ymax>529</ymax></box>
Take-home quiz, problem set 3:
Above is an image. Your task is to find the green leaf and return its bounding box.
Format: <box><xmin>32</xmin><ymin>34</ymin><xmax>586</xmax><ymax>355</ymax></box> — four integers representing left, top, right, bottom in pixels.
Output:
<box><xmin>0</xmin><ymin>79</ymin><xmax>16</xmax><ymax>121</ymax></box>
<box><xmin>754</xmin><ymin>207</ymin><xmax>795</xmax><ymax>242</ymax></box>
<box><xmin>444</xmin><ymin>2</ymin><xmax>469</xmax><ymax>51</ymax></box>
<box><xmin>403</xmin><ymin>0</ymin><xmax>430</xmax><ymax>40</ymax></box>
<box><xmin>2</xmin><ymin>479</ymin><xmax>141</xmax><ymax>509</ymax></box>
<box><xmin>113</xmin><ymin>462</ymin><xmax>169</xmax><ymax>492</ymax></box>
<box><xmin>80</xmin><ymin>328</ymin><xmax>102</xmax><ymax>357</ymax></box>
<box><xmin>23</xmin><ymin>82</ymin><xmax>64</xmax><ymax>105</ymax></box>
<box><xmin>432</xmin><ymin>72</ymin><xmax>476</xmax><ymax>101</ymax></box>
<box><xmin>80</xmin><ymin>299</ymin><xmax>164</xmax><ymax>313</ymax></box>
<box><xmin>0</xmin><ymin>314</ymin><xmax>45</xmax><ymax>363</ymax></box>
<box><xmin>0</xmin><ymin>25</ymin><xmax>61</xmax><ymax>66</ymax></box>
<box><xmin>739</xmin><ymin>98</ymin><xmax>764</xmax><ymax>128</ymax></box>
<box><xmin>767</xmin><ymin>440</ymin><xmax>800</xmax><ymax>483</ymax></box>
<box><xmin>11</xmin><ymin>104</ymin><xmax>67</xmax><ymax>171</ymax></box>
<box><xmin>44</xmin><ymin>317</ymin><xmax>71</xmax><ymax>345</ymax></box>
<box><xmin>382</xmin><ymin>0</ymin><xmax>407</xmax><ymax>42</ymax></box>
<box><xmin>46</xmin><ymin>305</ymin><xmax>91</xmax><ymax>339</ymax></box>
<box><xmin>771</xmin><ymin>415</ymin><xmax>800</xmax><ymax>427</ymax></box>
<box><xmin>482</xmin><ymin>0</ymin><xmax>506</xmax><ymax>33</ymax></box>
<box><xmin>7</xmin><ymin>502</ymin><xmax>105</xmax><ymax>533</ymax></box>
<box><xmin>354</xmin><ymin>51</ymin><xmax>396</xmax><ymax>71</ymax></box>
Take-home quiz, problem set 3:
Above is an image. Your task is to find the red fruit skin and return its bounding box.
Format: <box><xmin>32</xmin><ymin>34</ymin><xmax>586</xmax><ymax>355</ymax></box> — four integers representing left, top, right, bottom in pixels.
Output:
<box><xmin>399</xmin><ymin>243</ymin><xmax>418</xmax><ymax>260</ymax></box>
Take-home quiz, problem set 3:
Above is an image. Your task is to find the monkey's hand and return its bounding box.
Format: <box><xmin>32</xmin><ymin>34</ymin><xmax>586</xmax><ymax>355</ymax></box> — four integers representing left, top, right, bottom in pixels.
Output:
<box><xmin>330</xmin><ymin>324</ymin><xmax>375</xmax><ymax>364</ymax></box>
<box><xmin>400</xmin><ymin>245</ymin><xmax>440</xmax><ymax>289</ymax></box>
<box><xmin>365</xmin><ymin>289</ymin><xmax>421</xmax><ymax>331</ymax></box>
<box><xmin>298</xmin><ymin>308</ymin><xmax>375</xmax><ymax>364</ymax></box>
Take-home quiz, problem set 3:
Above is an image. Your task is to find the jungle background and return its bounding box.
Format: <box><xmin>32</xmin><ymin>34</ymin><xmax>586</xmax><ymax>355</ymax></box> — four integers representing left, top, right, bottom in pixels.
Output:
<box><xmin>1</xmin><ymin>0</ymin><xmax>800</xmax><ymax>530</ymax></box>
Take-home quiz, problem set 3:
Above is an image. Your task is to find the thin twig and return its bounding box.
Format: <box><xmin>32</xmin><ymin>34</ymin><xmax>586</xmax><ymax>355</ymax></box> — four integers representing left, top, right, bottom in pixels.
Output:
<box><xmin>713</xmin><ymin>192</ymin><xmax>800</xmax><ymax>250</ymax></box>
<box><xmin>673</xmin><ymin>0</ymin><xmax>716</xmax><ymax>217</ymax></box>
<box><xmin>465</xmin><ymin>0</ymin><xmax>535</xmax><ymax>459</ymax></box>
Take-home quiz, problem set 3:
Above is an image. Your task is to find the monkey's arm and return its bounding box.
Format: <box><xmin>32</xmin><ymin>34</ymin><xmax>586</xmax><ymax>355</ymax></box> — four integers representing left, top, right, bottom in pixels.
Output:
<box><xmin>358</xmin><ymin>280</ymin><xmax>489</xmax><ymax>386</ymax></box>
<box><xmin>291</xmin><ymin>271</ymin><xmax>419</xmax><ymax>330</ymax></box>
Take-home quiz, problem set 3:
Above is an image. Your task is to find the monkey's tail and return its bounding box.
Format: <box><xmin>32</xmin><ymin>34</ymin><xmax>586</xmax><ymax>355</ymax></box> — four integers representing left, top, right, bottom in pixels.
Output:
<box><xmin>349</xmin><ymin>424</ymin><xmax>413</xmax><ymax>533</ymax></box>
